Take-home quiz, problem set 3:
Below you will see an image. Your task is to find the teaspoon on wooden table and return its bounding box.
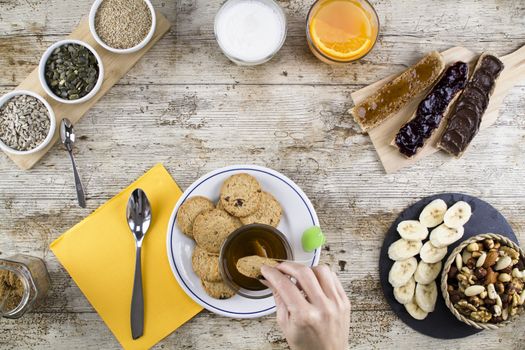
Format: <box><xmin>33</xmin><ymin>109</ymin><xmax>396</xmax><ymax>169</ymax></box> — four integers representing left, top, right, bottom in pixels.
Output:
<box><xmin>60</xmin><ymin>118</ymin><xmax>86</xmax><ymax>208</ymax></box>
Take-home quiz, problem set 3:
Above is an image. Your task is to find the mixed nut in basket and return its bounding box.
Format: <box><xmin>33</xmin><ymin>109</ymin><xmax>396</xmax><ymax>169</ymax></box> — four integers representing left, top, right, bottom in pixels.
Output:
<box><xmin>442</xmin><ymin>233</ymin><xmax>525</xmax><ymax>329</ymax></box>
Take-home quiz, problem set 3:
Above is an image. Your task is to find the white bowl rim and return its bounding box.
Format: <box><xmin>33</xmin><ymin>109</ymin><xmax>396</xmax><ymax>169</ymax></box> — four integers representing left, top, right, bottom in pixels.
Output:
<box><xmin>38</xmin><ymin>39</ymin><xmax>104</xmax><ymax>105</ymax></box>
<box><xmin>88</xmin><ymin>0</ymin><xmax>157</xmax><ymax>54</ymax></box>
<box><xmin>0</xmin><ymin>90</ymin><xmax>56</xmax><ymax>155</ymax></box>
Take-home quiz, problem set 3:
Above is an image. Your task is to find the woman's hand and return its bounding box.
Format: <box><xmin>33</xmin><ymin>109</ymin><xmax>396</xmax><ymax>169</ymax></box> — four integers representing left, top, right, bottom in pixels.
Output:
<box><xmin>261</xmin><ymin>262</ymin><xmax>351</xmax><ymax>350</ymax></box>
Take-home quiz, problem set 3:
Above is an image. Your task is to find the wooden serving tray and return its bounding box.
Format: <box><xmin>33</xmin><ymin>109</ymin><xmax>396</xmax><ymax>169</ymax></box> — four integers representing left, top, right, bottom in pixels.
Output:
<box><xmin>3</xmin><ymin>12</ymin><xmax>171</xmax><ymax>170</ymax></box>
<box><xmin>351</xmin><ymin>45</ymin><xmax>525</xmax><ymax>174</ymax></box>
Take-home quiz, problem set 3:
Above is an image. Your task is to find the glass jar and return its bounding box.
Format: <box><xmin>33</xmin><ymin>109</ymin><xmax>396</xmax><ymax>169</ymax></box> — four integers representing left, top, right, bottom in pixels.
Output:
<box><xmin>0</xmin><ymin>254</ymin><xmax>50</xmax><ymax>319</ymax></box>
<box><xmin>214</xmin><ymin>0</ymin><xmax>288</xmax><ymax>66</ymax></box>
<box><xmin>306</xmin><ymin>0</ymin><xmax>380</xmax><ymax>64</ymax></box>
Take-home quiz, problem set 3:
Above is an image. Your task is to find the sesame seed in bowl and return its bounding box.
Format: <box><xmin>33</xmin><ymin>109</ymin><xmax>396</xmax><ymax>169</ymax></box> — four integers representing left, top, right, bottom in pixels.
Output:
<box><xmin>89</xmin><ymin>0</ymin><xmax>157</xmax><ymax>54</ymax></box>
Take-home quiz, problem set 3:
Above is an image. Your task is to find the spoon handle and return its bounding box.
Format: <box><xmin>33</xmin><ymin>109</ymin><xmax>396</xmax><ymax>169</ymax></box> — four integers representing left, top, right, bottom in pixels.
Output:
<box><xmin>67</xmin><ymin>150</ymin><xmax>86</xmax><ymax>208</ymax></box>
<box><xmin>131</xmin><ymin>244</ymin><xmax>144</xmax><ymax>340</ymax></box>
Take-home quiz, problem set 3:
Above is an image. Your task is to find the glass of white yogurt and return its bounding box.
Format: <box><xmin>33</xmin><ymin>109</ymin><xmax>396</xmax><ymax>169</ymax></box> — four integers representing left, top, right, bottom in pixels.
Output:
<box><xmin>214</xmin><ymin>0</ymin><xmax>287</xmax><ymax>65</ymax></box>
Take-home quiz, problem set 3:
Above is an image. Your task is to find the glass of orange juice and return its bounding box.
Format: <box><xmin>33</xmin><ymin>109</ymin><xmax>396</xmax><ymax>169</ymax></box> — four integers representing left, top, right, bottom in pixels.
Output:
<box><xmin>306</xmin><ymin>0</ymin><xmax>379</xmax><ymax>64</ymax></box>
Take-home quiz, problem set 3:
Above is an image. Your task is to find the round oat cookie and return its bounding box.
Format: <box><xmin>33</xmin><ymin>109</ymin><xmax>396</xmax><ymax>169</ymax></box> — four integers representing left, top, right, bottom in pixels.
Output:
<box><xmin>193</xmin><ymin>209</ymin><xmax>242</xmax><ymax>254</ymax></box>
<box><xmin>192</xmin><ymin>245</ymin><xmax>221</xmax><ymax>282</ymax></box>
<box><xmin>219</xmin><ymin>173</ymin><xmax>262</xmax><ymax>217</ymax></box>
<box><xmin>202</xmin><ymin>279</ymin><xmax>236</xmax><ymax>299</ymax></box>
<box><xmin>177</xmin><ymin>196</ymin><xmax>214</xmax><ymax>238</ymax></box>
<box><xmin>240</xmin><ymin>192</ymin><xmax>282</xmax><ymax>227</ymax></box>
<box><xmin>217</xmin><ymin>199</ymin><xmax>244</xmax><ymax>226</ymax></box>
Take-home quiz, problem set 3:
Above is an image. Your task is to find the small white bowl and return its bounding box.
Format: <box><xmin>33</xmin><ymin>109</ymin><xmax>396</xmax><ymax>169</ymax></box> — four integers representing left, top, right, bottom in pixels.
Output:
<box><xmin>88</xmin><ymin>0</ymin><xmax>156</xmax><ymax>54</ymax></box>
<box><xmin>0</xmin><ymin>90</ymin><xmax>56</xmax><ymax>155</ymax></box>
<box><xmin>38</xmin><ymin>39</ymin><xmax>104</xmax><ymax>105</ymax></box>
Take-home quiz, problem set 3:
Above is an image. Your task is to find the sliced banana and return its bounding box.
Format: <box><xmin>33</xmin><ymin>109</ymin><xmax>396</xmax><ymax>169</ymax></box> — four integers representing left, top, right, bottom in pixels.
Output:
<box><xmin>388</xmin><ymin>239</ymin><xmax>423</xmax><ymax>261</ymax></box>
<box><xmin>389</xmin><ymin>258</ymin><xmax>418</xmax><ymax>288</ymax></box>
<box><xmin>405</xmin><ymin>299</ymin><xmax>428</xmax><ymax>320</ymax></box>
<box><xmin>419</xmin><ymin>199</ymin><xmax>447</xmax><ymax>228</ymax></box>
<box><xmin>415</xmin><ymin>281</ymin><xmax>438</xmax><ymax>313</ymax></box>
<box><xmin>397</xmin><ymin>220</ymin><xmax>429</xmax><ymax>241</ymax></box>
<box><xmin>414</xmin><ymin>261</ymin><xmax>442</xmax><ymax>285</ymax></box>
<box><xmin>420</xmin><ymin>241</ymin><xmax>447</xmax><ymax>264</ymax></box>
<box><xmin>394</xmin><ymin>277</ymin><xmax>416</xmax><ymax>304</ymax></box>
<box><xmin>429</xmin><ymin>224</ymin><xmax>465</xmax><ymax>248</ymax></box>
<box><xmin>443</xmin><ymin>201</ymin><xmax>472</xmax><ymax>228</ymax></box>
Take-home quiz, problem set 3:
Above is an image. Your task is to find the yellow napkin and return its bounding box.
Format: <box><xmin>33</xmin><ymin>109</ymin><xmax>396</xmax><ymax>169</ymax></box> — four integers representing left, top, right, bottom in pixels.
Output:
<box><xmin>50</xmin><ymin>164</ymin><xmax>203</xmax><ymax>350</ymax></box>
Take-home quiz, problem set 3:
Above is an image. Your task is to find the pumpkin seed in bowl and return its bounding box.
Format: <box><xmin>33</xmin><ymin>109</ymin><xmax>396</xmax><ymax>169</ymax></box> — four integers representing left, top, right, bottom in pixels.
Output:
<box><xmin>44</xmin><ymin>43</ymin><xmax>100</xmax><ymax>101</ymax></box>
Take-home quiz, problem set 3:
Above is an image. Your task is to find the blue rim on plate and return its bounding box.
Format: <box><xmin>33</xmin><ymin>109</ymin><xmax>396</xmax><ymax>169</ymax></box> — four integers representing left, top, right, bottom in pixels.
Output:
<box><xmin>166</xmin><ymin>165</ymin><xmax>320</xmax><ymax>317</ymax></box>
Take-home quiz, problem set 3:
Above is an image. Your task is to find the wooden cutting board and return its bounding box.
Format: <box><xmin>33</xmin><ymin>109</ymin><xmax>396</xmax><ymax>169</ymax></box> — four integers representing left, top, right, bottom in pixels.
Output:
<box><xmin>3</xmin><ymin>12</ymin><xmax>171</xmax><ymax>170</ymax></box>
<box><xmin>350</xmin><ymin>45</ymin><xmax>525</xmax><ymax>174</ymax></box>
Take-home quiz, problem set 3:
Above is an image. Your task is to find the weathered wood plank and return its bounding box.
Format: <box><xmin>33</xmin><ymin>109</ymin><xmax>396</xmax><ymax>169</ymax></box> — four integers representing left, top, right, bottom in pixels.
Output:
<box><xmin>0</xmin><ymin>85</ymin><xmax>523</xmax><ymax>319</ymax></box>
<box><xmin>1</xmin><ymin>310</ymin><xmax>524</xmax><ymax>350</ymax></box>
<box><xmin>1</xmin><ymin>0</ymin><xmax>524</xmax><ymax>39</ymax></box>
<box><xmin>0</xmin><ymin>0</ymin><xmax>523</xmax><ymax>86</ymax></box>
<box><xmin>1</xmin><ymin>35</ymin><xmax>524</xmax><ymax>87</ymax></box>
<box><xmin>0</xmin><ymin>84</ymin><xmax>523</xmax><ymax>199</ymax></box>
<box><xmin>1</xmin><ymin>0</ymin><xmax>524</xmax><ymax>348</ymax></box>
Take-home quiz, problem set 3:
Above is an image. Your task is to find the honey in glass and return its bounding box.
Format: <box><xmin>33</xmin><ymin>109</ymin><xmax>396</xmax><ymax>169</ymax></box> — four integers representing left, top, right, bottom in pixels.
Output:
<box><xmin>306</xmin><ymin>0</ymin><xmax>379</xmax><ymax>64</ymax></box>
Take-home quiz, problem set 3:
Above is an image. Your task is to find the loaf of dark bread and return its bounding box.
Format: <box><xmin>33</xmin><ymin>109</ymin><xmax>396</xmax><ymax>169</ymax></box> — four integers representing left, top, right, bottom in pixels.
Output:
<box><xmin>438</xmin><ymin>53</ymin><xmax>504</xmax><ymax>157</ymax></box>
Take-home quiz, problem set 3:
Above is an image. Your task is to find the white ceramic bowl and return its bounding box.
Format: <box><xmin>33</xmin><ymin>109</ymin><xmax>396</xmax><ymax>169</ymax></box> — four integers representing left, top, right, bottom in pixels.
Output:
<box><xmin>0</xmin><ymin>90</ymin><xmax>56</xmax><ymax>155</ymax></box>
<box><xmin>38</xmin><ymin>39</ymin><xmax>104</xmax><ymax>105</ymax></box>
<box><xmin>88</xmin><ymin>0</ymin><xmax>156</xmax><ymax>54</ymax></box>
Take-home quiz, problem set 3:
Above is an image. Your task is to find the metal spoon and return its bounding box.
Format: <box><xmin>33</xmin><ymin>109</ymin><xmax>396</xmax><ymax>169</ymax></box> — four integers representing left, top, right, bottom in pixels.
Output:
<box><xmin>60</xmin><ymin>118</ymin><xmax>86</xmax><ymax>208</ymax></box>
<box><xmin>126</xmin><ymin>188</ymin><xmax>152</xmax><ymax>340</ymax></box>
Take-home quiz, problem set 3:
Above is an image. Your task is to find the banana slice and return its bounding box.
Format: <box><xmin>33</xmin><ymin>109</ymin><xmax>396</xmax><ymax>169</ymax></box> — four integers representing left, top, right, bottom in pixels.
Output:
<box><xmin>415</xmin><ymin>281</ymin><xmax>438</xmax><ymax>313</ymax></box>
<box><xmin>414</xmin><ymin>261</ymin><xmax>442</xmax><ymax>284</ymax></box>
<box><xmin>388</xmin><ymin>258</ymin><xmax>418</xmax><ymax>287</ymax></box>
<box><xmin>419</xmin><ymin>199</ymin><xmax>447</xmax><ymax>228</ymax></box>
<box><xmin>420</xmin><ymin>241</ymin><xmax>447</xmax><ymax>264</ymax></box>
<box><xmin>397</xmin><ymin>220</ymin><xmax>428</xmax><ymax>241</ymax></box>
<box><xmin>388</xmin><ymin>239</ymin><xmax>423</xmax><ymax>261</ymax></box>
<box><xmin>405</xmin><ymin>300</ymin><xmax>428</xmax><ymax>320</ymax></box>
<box><xmin>429</xmin><ymin>224</ymin><xmax>465</xmax><ymax>248</ymax></box>
<box><xmin>394</xmin><ymin>277</ymin><xmax>416</xmax><ymax>304</ymax></box>
<box><xmin>443</xmin><ymin>201</ymin><xmax>472</xmax><ymax>228</ymax></box>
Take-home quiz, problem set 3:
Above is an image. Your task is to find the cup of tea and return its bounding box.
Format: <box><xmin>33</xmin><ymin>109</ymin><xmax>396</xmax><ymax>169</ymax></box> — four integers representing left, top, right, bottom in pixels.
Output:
<box><xmin>219</xmin><ymin>224</ymin><xmax>293</xmax><ymax>299</ymax></box>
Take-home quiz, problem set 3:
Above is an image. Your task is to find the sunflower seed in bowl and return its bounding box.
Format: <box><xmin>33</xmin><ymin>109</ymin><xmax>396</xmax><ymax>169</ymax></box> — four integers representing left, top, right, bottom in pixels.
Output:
<box><xmin>0</xmin><ymin>94</ymin><xmax>52</xmax><ymax>153</ymax></box>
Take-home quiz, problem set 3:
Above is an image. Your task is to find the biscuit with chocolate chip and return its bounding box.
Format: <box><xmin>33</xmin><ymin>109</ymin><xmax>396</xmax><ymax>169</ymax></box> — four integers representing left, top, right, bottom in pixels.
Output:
<box><xmin>240</xmin><ymin>192</ymin><xmax>282</xmax><ymax>227</ymax></box>
<box><xmin>193</xmin><ymin>209</ymin><xmax>242</xmax><ymax>254</ymax></box>
<box><xmin>219</xmin><ymin>174</ymin><xmax>262</xmax><ymax>217</ymax></box>
<box><xmin>177</xmin><ymin>196</ymin><xmax>214</xmax><ymax>238</ymax></box>
<box><xmin>202</xmin><ymin>280</ymin><xmax>236</xmax><ymax>299</ymax></box>
<box><xmin>192</xmin><ymin>245</ymin><xmax>222</xmax><ymax>282</ymax></box>
<box><xmin>236</xmin><ymin>255</ymin><xmax>280</xmax><ymax>279</ymax></box>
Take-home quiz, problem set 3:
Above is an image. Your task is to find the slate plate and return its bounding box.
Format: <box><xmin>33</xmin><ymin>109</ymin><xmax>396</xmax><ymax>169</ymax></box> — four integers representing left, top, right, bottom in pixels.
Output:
<box><xmin>379</xmin><ymin>193</ymin><xmax>519</xmax><ymax>339</ymax></box>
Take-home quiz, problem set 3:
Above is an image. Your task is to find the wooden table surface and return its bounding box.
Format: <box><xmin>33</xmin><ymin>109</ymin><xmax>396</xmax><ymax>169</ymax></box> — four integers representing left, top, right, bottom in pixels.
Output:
<box><xmin>1</xmin><ymin>0</ymin><xmax>524</xmax><ymax>349</ymax></box>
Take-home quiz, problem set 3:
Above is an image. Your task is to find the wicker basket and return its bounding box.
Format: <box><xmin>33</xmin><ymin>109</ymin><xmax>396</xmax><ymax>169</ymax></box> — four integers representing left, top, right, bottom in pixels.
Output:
<box><xmin>441</xmin><ymin>233</ymin><xmax>525</xmax><ymax>330</ymax></box>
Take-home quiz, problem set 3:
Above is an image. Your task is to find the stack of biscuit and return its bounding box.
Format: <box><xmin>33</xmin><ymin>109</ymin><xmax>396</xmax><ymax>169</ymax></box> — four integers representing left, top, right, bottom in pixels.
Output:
<box><xmin>177</xmin><ymin>173</ymin><xmax>283</xmax><ymax>299</ymax></box>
